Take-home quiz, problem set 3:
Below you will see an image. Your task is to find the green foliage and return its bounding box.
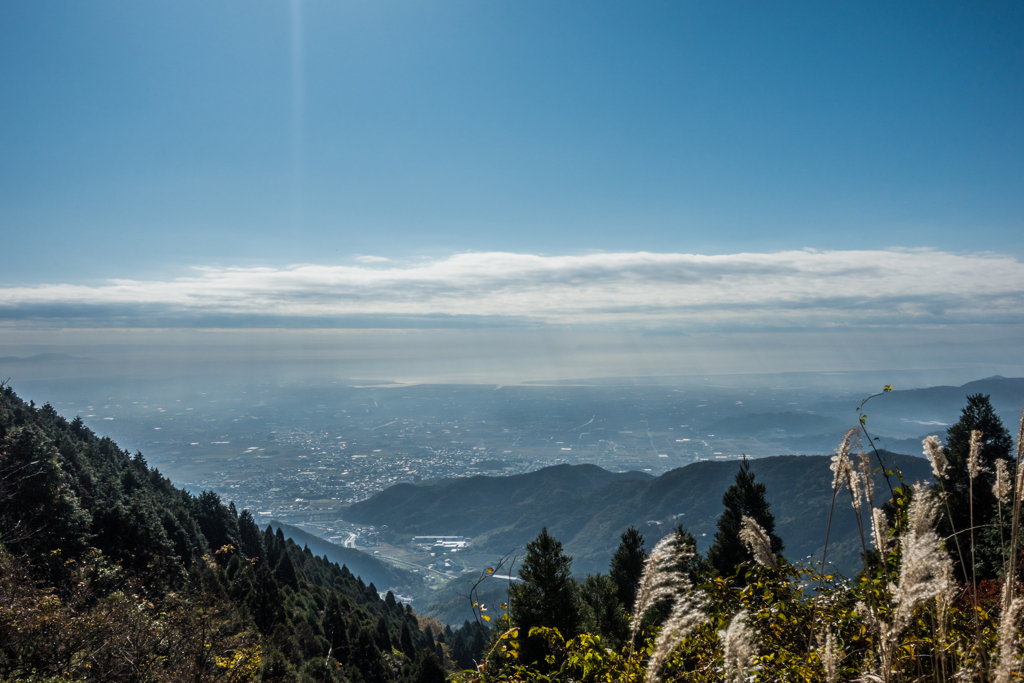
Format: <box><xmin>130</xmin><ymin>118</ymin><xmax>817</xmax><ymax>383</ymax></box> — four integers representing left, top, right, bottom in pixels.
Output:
<box><xmin>578</xmin><ymin>573</ymin><xmax>629</xmax><ymax>648</ymax></box>
<box><xmin>609</xmin><ymin>527</ymin><xmax>647</xmax><ymax>613</ymax></box>
<box><xmin>706</xmin><ymin>456</ymin><xmax>783</xmax><ymax>577</ymax></box>
<box><xmin>508</xmin><ymin>528</ymin><xmax>581</xmax><ymax>667</ymax></box>
<box><xmin>936</xmin><ymin>393</ymin><xmax>1015</xmax><ymax>580</ymax></box>
<box><xmin>451</xmin><ymin>393</ymin><xmax>1024</xmax><ymax>683</ymax></box>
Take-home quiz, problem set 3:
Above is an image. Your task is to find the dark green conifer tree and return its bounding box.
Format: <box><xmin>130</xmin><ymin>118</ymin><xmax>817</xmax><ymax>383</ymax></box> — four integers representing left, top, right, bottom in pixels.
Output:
<box><xmin>275</xmin><ymin>547</ymin><xmax>300</xmax><ymax>589</ymax></box>
<box><xmin>237</xmin><ymin>508</ymin><xmax>264</xmax><ymax>561</ymax></box>
<box><xmin>323</xmin><ymin>590</ymin><xmax>350</xmax><ymax>664</ymax></box>
<box><xmin>264</xmin><ymin>525</ymin><xmax>280</xmax><ymax>565</ymax></box>
<box><xmin>608</xmin><ymin>526</ymin><xmax>646</xmax><ymax>612</ymax></box>
<box><xmin>374</xmin><ymin>615</ymin><xmax>393</xmax><ymax>653</ymax></box>
<box><xmin>508</xmin><ymin>527</ymin><xmax>580</xmax><ymax>666</ymax></box>
<box><xmin>578</xmin><ymin>573</ymin><xmax>628</xmax><ymax>647</ymax></box>
<box><xmin>412</xmin><ymin>649</ymin><xmax>446</xmax><ymax>683</ymax></box>
<box><xmin>247</xmin><ymin>562</ymin><xmax>285</xmax><ymax>634</ymax></box>
<box><xmin>349</xmin><ymin>628</ymin><xmax>390</xmax><ymax>683</ymax></box>
<box><xmin>936</xmin><ymin>393</ymin><xmax>1015</xmax><ymax>580</ymax></box>
<box><xmin>400</xmin><ymin>622</ymin><xmax>415</xmax><ymax>658</ymax></box>
<box><xmin>706</xmin><ymin>456</ymin><xmax>783</xmax><ymax>576</ymax></box>
<box><xmin>194</xmin><ymin>490</ymin><xmax>240</xmax><ymax>552</ymax></box>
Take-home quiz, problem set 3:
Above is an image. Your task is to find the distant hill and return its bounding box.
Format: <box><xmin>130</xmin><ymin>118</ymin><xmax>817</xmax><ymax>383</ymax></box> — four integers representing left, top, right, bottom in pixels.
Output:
<box><xmin>269</xmin><ymin>520</ymin><xmax>419</xmax><ymax>594</ymax></box>
<box><xmin>0</xmin><ymin>352</ymin><xmax>90</xmax><ymax>363</ymax></box>
<box><xmin>347</xmin><ymin>453</ymin><xmax>932</xmax><ymax>577</ymax></box>
<box><xmin>813</xmin><ymin>376</ymin><xmax>1024</xmax><ymax>430</ymax></box>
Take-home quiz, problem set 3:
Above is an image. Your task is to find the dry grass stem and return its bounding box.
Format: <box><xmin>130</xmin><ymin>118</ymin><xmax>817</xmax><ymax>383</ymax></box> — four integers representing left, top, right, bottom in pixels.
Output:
<box><xmin>631</xmin><ymin>533</ymin><xmax>709</xmax><ymax>682</ymax></box>
<box><xmin>820</xmin><ymin>631</ymin><xmax>838</xmax><ymax>683</ymax></box>
<box><xmin>739</xmin><ymin>515</ymin><xmax>777</xmax><ymax>570</ymax></box>
<box><xmin>892</xmin><ymin>484</ymin><xmax>954</xmax><ymax>633</ymax></box>
<box><xmin>631</xmin><ymin>534</ymin><xmax>692</xmax><ymax>639</ymax></box>
<box><xmin>923</xmin><ymin>435</ymin><xmax>947</xmax><ymax>480</ymax></box>
<box><xmin>968</xmin><ymin>430</ymin><xmax>984</xmax><ymax>480</ymax></box>
<box><xmin>645</xmin><ymin>590</ymin><xmax>709</xmax><ymax>683</ymax></box>
<box><xmin>870</xmin><ymin>508</ymin><xmax>890</xmax><ymax>554</ymax></box>
<box><xmin>721</xmin><ymin>610</ymin><xmax>756</xmax><ymax>683</ymax></box>
<box><xmin>994</xmin><ymin>598</ymin><xmax>1023</xmax><ymax>683</ymax></box>
<box><xmin>831</xmin><ymin>429</ymin><xmax>863</xmax><ymax>515</ymax></box>
<box><xmin>995</xmin><ymin>458</ymin><xmax>1012</xmax><ymax>505</ymax></box>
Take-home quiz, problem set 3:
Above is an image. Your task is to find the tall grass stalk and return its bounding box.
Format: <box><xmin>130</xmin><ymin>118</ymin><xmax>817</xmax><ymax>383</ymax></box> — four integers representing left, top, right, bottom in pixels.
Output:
<box><xmin>1006</xmin><ymin>407</ymin><xmax>1024</xmax><ymax>613</ymax></box>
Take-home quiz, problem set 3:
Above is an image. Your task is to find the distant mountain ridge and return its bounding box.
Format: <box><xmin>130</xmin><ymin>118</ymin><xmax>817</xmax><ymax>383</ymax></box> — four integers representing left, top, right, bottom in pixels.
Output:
<box><xmin>347</xmin><ymin>453</ymin><xmax>932</xmax><ymax>577</ymax></box>
<box><xmin>0</xmin><ymin>352</ymin><xmax>91</xmax><ymax>363</ymax></box>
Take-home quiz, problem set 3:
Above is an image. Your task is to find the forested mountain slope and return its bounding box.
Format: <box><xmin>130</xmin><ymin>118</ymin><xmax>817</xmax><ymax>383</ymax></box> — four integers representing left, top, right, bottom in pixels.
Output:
<box><xmin>0</xmin><ymin>384</ymin><xmax>451</xmax><ymax>682</ymax></box>
<box><xmin>347</xmin><ymin>453</ymin><xmax>932</xmax><ymax>576</ymax></box>
<box><xmin>269</xmin><ymin>521</ymin><xmax>418</xmax><ymax>593</ymax></box>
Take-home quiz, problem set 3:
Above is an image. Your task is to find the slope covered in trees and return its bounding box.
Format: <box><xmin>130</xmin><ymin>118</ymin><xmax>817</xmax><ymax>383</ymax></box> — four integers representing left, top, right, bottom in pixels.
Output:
<box><xmin>347</xmin><ymin>453</ymin><xmax>932</xmax><ymax>576</ymax></box>
<box><xmin>0</xmin><ymin>383</ymin><xmax>445</xmax><ymax>682</ymax></box>
<box><xmin>269</xmin><ymin>521</ymin><xmax>419</xmax><ymax>593</ymax></box>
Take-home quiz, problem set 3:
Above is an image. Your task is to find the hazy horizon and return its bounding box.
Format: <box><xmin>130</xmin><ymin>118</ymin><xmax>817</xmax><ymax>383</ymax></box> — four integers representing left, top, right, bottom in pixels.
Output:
<box><xmin>3</xmin><ymin>2</ymin><xmax>1023</xmax><ymax>385</ymax></box>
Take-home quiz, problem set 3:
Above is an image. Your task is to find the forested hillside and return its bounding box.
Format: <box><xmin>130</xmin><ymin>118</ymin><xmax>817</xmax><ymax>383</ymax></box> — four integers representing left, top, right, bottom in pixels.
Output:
<box><xmin>347</xmin><ymin>453</ymin><xmax>933</xmax><ymax>576</ymax></box>
<box><xmin>0</xmin><ymin>383</ymin><xmax>458</xmax><ymax>682</ymax></box>
<box><xmin>269</xmin><ymin>521</ymin><xmax>419</xmax><ymax>594</ymax></box>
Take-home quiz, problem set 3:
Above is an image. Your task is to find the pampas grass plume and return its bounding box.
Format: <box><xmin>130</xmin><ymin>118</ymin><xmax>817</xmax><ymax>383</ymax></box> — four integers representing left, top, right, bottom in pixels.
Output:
<box><xmin>739</xmin><ymin>515</ymin><xmax>777</xmax><ymax>570</ymax></box>
<box><xmin>870</xmin><ymin>508</ymin><xmax>889</xmax><ymax>554</ymax></box>
<box><xmin>821</xmin><ymin>631</ymin><xmax>838</xmax><ymax>683</ymax></box>
<box><xmin>721</xmin><ymin>610</ymin><xmax>756</xmax><ymax>683</ymax></box>
<box><xmin>994</xmin><ymin>597</ymin><xmax>1023</xmax><ymax>683</ymax></box>
<box><xmin>892</xmin><ymin>483</ymin><xmax>954</xmax><ymax>632</ymax></box>
<box><xmin>923</xmin><ymin>435</ymin><xmax>947</xmax><ymax>479</ymax></box>
<box><xmin>994</xmin><ymin>458</ymin><xmax>1012</xmax><ymax>505</ymax></box>
<box><xmin>968</xmin><ymin>430</ymin><xmax>984</xmax><ymax>480</ymax></box>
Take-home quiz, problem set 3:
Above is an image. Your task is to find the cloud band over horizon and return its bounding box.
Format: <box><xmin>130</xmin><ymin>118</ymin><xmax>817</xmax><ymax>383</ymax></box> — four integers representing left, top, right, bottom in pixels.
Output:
<box><xmin>2</xmin><ymin>249</ymin><xmax>1023</xmax><ymax>330</ymax></box>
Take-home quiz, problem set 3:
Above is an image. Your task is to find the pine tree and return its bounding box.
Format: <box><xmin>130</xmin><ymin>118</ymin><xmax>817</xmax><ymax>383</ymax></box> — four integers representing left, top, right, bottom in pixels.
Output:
<box><xmin>323</xmin><ymin>590</ymin><xmax>350</xmax><ymax>664</ymax></box>
<box><xmin>246</xmin><ymin>562</ymin><xmax>284</xmax><ymax>634</ymax></box>
<box><xmin>400</xmin><ymin>622</ymin><xmax>415</xmax><ymax>658</ymax></box>
<box><xmin>508</xmin><ymin>527</ymin><xmax>580</xmax><ymax>666</ymax></box>
<box><xmin>237</xmin><ymin>509</ymin><xmax>264</xmax><ymax>561</ymax></box>
<box><xmin>578</xmin><ymin>573</ymin><xmax>628</xmax><ymax>647</ymax></box>
<box><xmin>275</xmin><ymin>547</ymin><xmax>300</xmax><ymax>589</ymax></box>
<box><xmin>374</xmin><ymin>615</ymin><xmax>393</xmax><ymax>653</ymax></box>
<box><xmin>412</xmin><ymin>648</ymin><xmax>446</xmax><ymax>683</ymax></box>
<box><xmin>706</xmin><ymin>456</ymin><xmax>784</xmax><ymax>576</ymax></box>
<box><xmin>936</xmin><ymin>393</ymin><xmax>1014</xmax><ymax>580</ymax></box>
<box><xmin>608</xmin><ymin>526</ymin><xmax>646</xmax><ymax>612</ymax></box>
<box><xmin>349</xmin><ymin>628</ymin><xmax>389</xmax><ymax>683</ymax></box>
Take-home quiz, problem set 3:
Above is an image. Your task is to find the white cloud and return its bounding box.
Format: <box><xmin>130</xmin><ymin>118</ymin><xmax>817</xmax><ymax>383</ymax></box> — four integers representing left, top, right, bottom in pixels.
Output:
<box><xmin>355</xmin><ymin>255</ymin><xmax>392</xmax><ymax>263</ymax></box>
<box><xmin>1</xmin><ymin>249</ymin><xmax>1023</xmax><ymax>328</ymax></box>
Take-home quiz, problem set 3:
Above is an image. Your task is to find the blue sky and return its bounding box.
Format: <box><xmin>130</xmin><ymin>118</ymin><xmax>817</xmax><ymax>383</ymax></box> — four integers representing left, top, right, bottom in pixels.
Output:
<box><xmin>1</xmin><ymin>1</ymin><xmax>1023</xmax><ymax>379</ymax></box>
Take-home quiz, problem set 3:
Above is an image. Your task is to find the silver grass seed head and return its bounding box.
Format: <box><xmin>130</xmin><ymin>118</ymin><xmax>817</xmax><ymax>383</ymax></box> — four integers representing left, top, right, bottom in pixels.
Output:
<box><xmin>923</xmin><ymin>435</ymin><xmax>947</xmax><ymax>479</ymax></box>
<box><xmin>720</xmin><ymin>610</ymin><xmax>757</xmax><ymax>683</ymax></box>
<box><xmin>645</xmin><ymin>590</ymin><xmax>709</xmax><ymax>683</ymax></box>
<box><xmin>821</xmin><ymin>631</ymin><xmax>838</xmax><ymax>683</ymax></box>
<box><xmin>968</xmin><ymin>430</ymin><xmax>985</xmax><ymax>480</ymax></box>
<box><xmin>831</xmin><ymin>429</ymin><xmax>859</xmax><ymax>491</ymax></box>
<box><xmin>858</xmin><ymin>450</ymin><xmax>875</xmax><ymax>508</ymax></box>
<box><xmin>893</xmin><ymin>483</ymin><xmax>954</xmax><ymax>633</ymax></box>
<box><xmin>994</xmin><ymin>597</ymin><xmax>1023</xmax><ymax>683</ymax></box>
<box><xmin>870</xmin><ymin>508</ymin><xmax>890</xmax><ymax>554</ymax></box>
<box><xmin>739</xmin><ymin>515</ymin><xmax>777</xmax><ymax>570</ymax></box>
<box><xmin>994</xmin><ymin>458</ymin><xmax>1012</xmax><ymax>505</ymax></box>
<box><xmin>631</xmin><ymin>533</ymin><xmax>694</xmax><ymax>638</ymax></box>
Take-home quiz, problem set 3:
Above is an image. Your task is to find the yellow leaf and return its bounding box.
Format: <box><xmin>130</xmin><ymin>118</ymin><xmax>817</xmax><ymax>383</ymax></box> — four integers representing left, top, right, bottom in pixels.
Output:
<box><xmin>482</xmin><ymin>615</ymin><xmax>491</xmax><ymax>621</ymax></box>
